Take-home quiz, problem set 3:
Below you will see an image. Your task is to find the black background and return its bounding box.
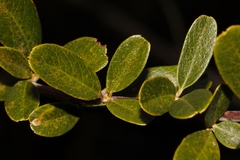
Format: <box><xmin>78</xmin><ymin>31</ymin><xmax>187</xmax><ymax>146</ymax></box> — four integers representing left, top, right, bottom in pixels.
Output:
<box><xmin>1</xmin><ymin>0</ymin><xmax>240</xmax><ymax>159</ymax></box>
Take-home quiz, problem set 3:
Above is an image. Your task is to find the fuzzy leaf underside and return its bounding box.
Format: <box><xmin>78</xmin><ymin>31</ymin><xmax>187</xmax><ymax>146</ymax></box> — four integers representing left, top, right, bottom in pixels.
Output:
<box><xmin>177</xmin><ymin>15</ymin><xmax>217</xmax><ymax>94</ymax></box>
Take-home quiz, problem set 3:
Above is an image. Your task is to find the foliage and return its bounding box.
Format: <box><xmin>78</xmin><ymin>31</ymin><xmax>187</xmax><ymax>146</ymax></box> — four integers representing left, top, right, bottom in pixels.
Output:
<box><xmin>0</xmin><ymin>0</ymin><xmax>240</xmax><ymax>159</ymax></box>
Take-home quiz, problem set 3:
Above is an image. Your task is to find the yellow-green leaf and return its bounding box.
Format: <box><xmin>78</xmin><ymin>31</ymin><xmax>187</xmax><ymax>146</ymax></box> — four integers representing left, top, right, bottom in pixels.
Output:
<box><xmin>115</xmin><ymin>65</ymin><xmax>177</xmax><ymax>97</ymax></box>
<box><xmin>29</xmin><ymin>102</ymin><xmax>80</xmax><ymax>137</ymax></box>
<box><xmin>213</xmin><ymin>121</ymin><xmax>240</xmax><ymax>149</ymax></box>
<box><xmin>106</xmin><ymin>35</ymin><xmax>150</xmax><ymax>93</ymax></box>
<box><xmin>106</xmin><ymin>99</ymin><xmax>154</xmax><ymax>126</ymax></box>
<box><xmin>4</xmin><ymin>80</ymin><xmax>39</xmax><ymax>122</ymax></box>
<box><xmin>173</xmin><ymin>130</ymin><xmax>220</xmax><ymax>160</ymax></box>
<box><xmin>0</xmin><ymin>47</ymin><xmax>32</xmax><ymax>79</ymax></box>
<box><xmin>64</xmin><ymin>37</ymin><xmax>108</xmax><ymax>72</ymax></box>
<box><xmin>214</xmin><ymin>25</ymin><xmax>240</xmax><ymax>99</ymax></box>
<box><xmin>0</xmin><ymin>0</ymin><xmax>41</xmax><ymax>56</ymax></box>
<box><xmin>177</xmin><ymin>15</ymin><xmax>217</xmax><ymax>95</ymax></box>
<box><xmin>29</xmin><ymin>44</ymin><xmax>101</xmax><ymax>100</ymax></box>
<box><xmin>139</xmin><ymin>76</ymin><xmax>176</xmax><ymax>116</ymax></box>
<box><xmin>169</xmin><ymin>89</ymin><xmax>212</xmax><ymax>119</ymax></box>
<box><xmin>0</xmin><ymin>69</ymin><xmax>19</xmax><ymax>101</ymax></box>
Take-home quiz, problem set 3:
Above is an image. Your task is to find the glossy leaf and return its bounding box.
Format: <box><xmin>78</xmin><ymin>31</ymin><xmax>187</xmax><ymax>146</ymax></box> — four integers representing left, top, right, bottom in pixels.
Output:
<box><xmin>177</xmin><ymin>15</ymin><xmax>217</xmax><ymax>95</ymax></box>
<box><xmin>0</xmin><ymin>47</ymin><xmax>32</xmax><ymax>79</ymax></box>
<box><xmin>106</xmin><ymin>99</ymin><xmax>154</xmax><ymax>126</ymax></box>
<box><xmin>139</xmin><ymin>76</ymin><xmax>176</xmax><ymax>116</ymax></box>
<box><xmin>29</xmin><ymin>102</ymin><xmax>80</xmax><ymax>137</ymax></box>
<box><xmin>106</xmin><ymin>35</ymin><xmax>150</xmax><ymax>93</ymax></box>
<box><xmin>29</xmin><ymin>44</ymin><xmax>101</xmax><ymax>100</ymax></box>
<box><xmin>4</xmin><ymin>80</ymin><xmax>39</xmax><ymax>122</ymax></box>
<box><xmin>173</xmin><ymin>130</ymin><xmax>220</xmax><ymax>160</ymax></box>
<box><xmin>169</xmin><ymin>89</ymin><xmax>212</xmax><ymax>119</ymax></box>
<box><xmin>64</xmin><ymin>37</ymin><xmax>108</xmax><ymax>72</ymax></box>
<box><xmin>213</xmin><ymin>121</ymin><xmax>240</xmax><ymax>149</ymax></box>
<box><xmin>205</xmin><ymin>84</ymin><xmax>232</xmax><ymax>128</ymax></box>
<box><xmin>0</xmin><ymin>0</ymin><xmax>41</xmax><ymax>56</ymax></box>
<box><xmin>0</xmin><ymin>69</ymin><xmax>19</xmax><ymax>101</ymax></box>
<box><xmin>214</xmin><ymin>25</ymin><xmax>240</xmax><ymax>99</ymax></box>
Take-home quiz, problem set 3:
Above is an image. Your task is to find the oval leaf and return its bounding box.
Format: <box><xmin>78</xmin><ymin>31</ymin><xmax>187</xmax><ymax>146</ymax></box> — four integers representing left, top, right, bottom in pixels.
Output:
<box><xmin>106</xmin><ymin>35</ymin><xmax>150</xmax><ymax>93</ymax></box>
<box><xmin>115</xmin><ymin>65</ymin><xmax>177</xmax><ymax>97</ymax></box>
<box><xmin>173</xmin><ymin>130</ymin><xmax>220</xmax><ymax>160</ymax></box>
<box><xmin>29</xmin><ymin>44</ymin><xmax>101</xmax><ymax>100</ymax></box>
<box><xmin>139</xmin><ymin>76</ymin><xmax>176</xmax><ymax>116</ymax></box>
<box><xmin>64</xmin><ymin>37</ymin><xmax>108</xmax><ymax>72</ymax></box>
<box><xmin>213</xmin><ymin>121</ymin><xmax>240</xmax><ymax>149</ymax></box>
<box><xmin>214</xmin><ymin>25</ymin><xmax>240</xmax><ymax>99</ymax></box>
<box><xmin>0</xmin><ymin>0</ymin><xmax>41</xmax><ymax>56</ymax></box>
<box><xmin>0</xmin><ymin>47</ymin><xmax>32</xmax><ymax>79</ymax></box>
<box><xmin>106</xmin><ymin>99</ymin><xmax>154</xmax><ymax>126</ymax></box>
<box><xmin>4</xmin><ymin>80</ymin><xmax>39</xmax><ymax>122</ymax></box>
<box><xmin>169</xmin><ymin>89</ymin><xmax>212</xmax><ymax>119</ymax></box>
<box><xmin>0</xmin><ymin>69</ymin><xmax>19</xmax><ymax>101</ymax></box>
<box><xmin>177</xmin><ymin>15</ymin><xmax>217</xmax><ymax>95</ymax></box>
<box><xmin>205</xmin><ymin>84</ymin><xmax>232</xmax><ymax>128</ymax></box>
<box><xmin>29</xmin><ymin>102</ymin><xmax>80</xmax><ymax>137</ymax></box>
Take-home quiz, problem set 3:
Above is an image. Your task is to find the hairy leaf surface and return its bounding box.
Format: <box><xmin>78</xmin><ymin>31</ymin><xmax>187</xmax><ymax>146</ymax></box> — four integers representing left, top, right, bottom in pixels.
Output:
<box><xmin>106</xmin><ymin>35</ymin><xmax>150</xmax><ymax>93</ymax></box>
<box><xmin>106</xmin><ymin>99</ymin><xmax>154</xmax><ymax>126</ymax></box>
<box><xmin>173</xmin><ymin>130</ymin><xmax>220</xmax><ymax>160</ymax></box>
<box><xmin>29</xmin><ymin>102</ymin><xmax>80</xmax><ymax>137</ymax></box>
<box><xmin>4</xmin><ymin>80</ymin><xmax>39</xmax><ymax>121</ymax></box>
<box><xmin>0</xmin><ymin>0</ymin><xmax>41</xmax><ymax>56</ymax></box>
<box><xmin>64</xmin><ymin>37</ymin><xmax>108</xmax><ymax>72</ymax></box>
<box><xmin>0</xmin><ymin>47</ymin><xmax>32</xmax><ymax>79</ymax></box>
<box><xmin>169</xmin><ymin>89</ymin><xmax>212</xmax><ymax>119</ymax></box>
<box><xmin>177</xmin><ymin>15</ymin><xmax>217</xmax><ymax>95</ymax></box>
<box><xmin>213</xmin><ymin>121</ymin><xmax>240</xmax><ymax>149</ymax></box>
<box><xmin>29</xmin><ymin>44</ymin><xmax>101</xmax><ymax>100</ymax></box>
<box><xmin>139</xmin><ymin>76</ymin><xmax>176</xmax><ymax>116</ymax></box>
<box><xmin>214</xmin><ymin>25</ymin><xmax>240</xmax><ymax>99</ymax></box>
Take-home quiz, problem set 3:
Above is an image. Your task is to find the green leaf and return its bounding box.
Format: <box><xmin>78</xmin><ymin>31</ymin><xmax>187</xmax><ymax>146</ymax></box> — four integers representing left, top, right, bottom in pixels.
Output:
<box><xmin>29</xmin><ymin>102</ymin><xmax>80</xmax><ymax>137</ymax></box>
<box><xmin>0</xmin><ymin>69</ymin><xmax>19</xmax><ymax>101</ymax></box>
<box><xmin>64</xmin><ymin>37</ymin><xmax>108</xmax><ymax>72</ymax></box>
<box><xmin>139</xmin><ymin>76</ymin><xmax>176</xmax><ymax>116</ymax></box>
<box><xmin>205</xmin><ymin>84</ymin><xmax>232</xmax><ymax>128</ymax></box>
<box><xmin>106</xmin><ymin>99</ymin><xmax>154</xmax><ymax>126</ymax></box>
<box><xmin>29</xmin><ymin>44</ymin><xmax>101</xmax><ymax>100</ymax></box>
<box><xmin>115</xmin><ymin>65</ymin><xmax>177</xmax><ymax>97</ymax></box>
<box><xmin>214</xmin><ymin>25</ymin><xmax>240</xmax><ymax>99</ymax></box>
<box><xmin>173</xmin><ymin>130</ymin><xmax>220</xmax><ymax>160</ymax></box>
<box><xmin>4</xmin><ymin>80</ymin><xmax>39</xmax><ymax>122</ymax></box>
<box><xmin>106</xmin><ymin>35</ymin><xmax>150</xmax><ymax>93</ymax></box>
<box><xmin>213</xmin><ymin>121</ymin><xmax>240</xmax><ymax>149</ymax></box>
<box><xmin>169</xmin><ymin>89</ymin><xmax>212</xmax><ymax>119</ymax></box>
<box><xmin>177</xmin><ymin>15</ymin><xmax>217</xmax><ymax>95</ymax></box>
<box><xmin>0</xmin><ymin>47</ymin><xmax>32</xmax><ymax>79</ymax></box>
<box><xmin>0</xmin><ymin>0</ymin><xmax>41</xmax><ymax>56</ymax></box>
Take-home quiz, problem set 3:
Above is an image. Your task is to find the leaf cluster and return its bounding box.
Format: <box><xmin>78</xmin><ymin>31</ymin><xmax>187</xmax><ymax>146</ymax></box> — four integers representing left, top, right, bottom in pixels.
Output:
<box><xmin>0</xmin><ymin>0</ymin><xmax>240</xmax><ymax>159</ymax></box>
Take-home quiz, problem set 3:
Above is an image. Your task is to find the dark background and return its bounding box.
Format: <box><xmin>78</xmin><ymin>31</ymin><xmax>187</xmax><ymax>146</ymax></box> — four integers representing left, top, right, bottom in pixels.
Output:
<box><xmin>1</xmin><ymin>0</ymin><xmax>240</xmax><ymax>159</ymax></box>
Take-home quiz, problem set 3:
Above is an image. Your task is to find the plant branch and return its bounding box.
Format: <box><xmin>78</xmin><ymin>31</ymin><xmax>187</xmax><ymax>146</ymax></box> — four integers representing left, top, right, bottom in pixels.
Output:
<box><xmin>219</xmin><ymin>111</ymin><xmax>240</xmax><ymax>122</ymax></box>
<box><xmin>32</xmin><ymin>82</ymin><xmax>101</xmax><ymax>107</ymax></box>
